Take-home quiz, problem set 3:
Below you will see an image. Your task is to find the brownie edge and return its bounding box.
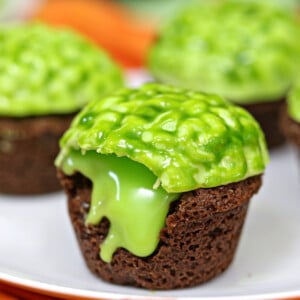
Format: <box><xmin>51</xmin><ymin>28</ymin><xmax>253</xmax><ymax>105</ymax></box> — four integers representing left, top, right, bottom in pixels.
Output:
<box><xmin>58</xmin><ymin>170</ymin><xmax>262</xmax><ymax>290</ymax></box>
<box><xmin>0</xmin><ymin>114</ymin><xmax>75</xmax><ymax>195</ymax></box>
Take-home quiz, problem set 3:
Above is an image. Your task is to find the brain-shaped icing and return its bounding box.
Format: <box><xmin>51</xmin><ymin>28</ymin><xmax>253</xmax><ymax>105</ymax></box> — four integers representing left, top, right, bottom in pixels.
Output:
<box><xmin>0</xmin><ymin>24</ymin><xmax>123</xmax><ymax>116</ymax></box>
<box><xmin>57</xmin><ymin>83</ymin><xmax>269</xmax><ymax>192</ymax></box>
<box><xmin>148</xmin><ymin>1</ymin><xmax>300</xmax><ymax>103</ymax></box>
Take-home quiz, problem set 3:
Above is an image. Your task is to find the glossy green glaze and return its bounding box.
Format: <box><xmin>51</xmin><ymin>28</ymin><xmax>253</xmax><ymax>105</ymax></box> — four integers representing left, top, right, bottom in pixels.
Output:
<box><xmin>57</xmin><ymin>83</ymin><xmax>269</xmax><ymax>193</ymax></box>
<box><xmin>0</xmin><ymin>23</ymin><xmax>123</xmax><ymax>117</ymax></box>
<box><xmin>148</xmin><ymin>1</ymin><xmax>300</xmax><ymax>103</ymax></box>
<box><xmin>60</xmin><ymin>149</ymin><xmax>179</xmax><ymax>262</ymax></box>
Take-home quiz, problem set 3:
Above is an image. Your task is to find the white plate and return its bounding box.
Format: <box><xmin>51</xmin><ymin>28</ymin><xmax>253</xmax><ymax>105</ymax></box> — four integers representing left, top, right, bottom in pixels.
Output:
<box><xmin>0</xmin><ymin>0</ymin><xmax>44</xmax><ymax>21</ymax></box>
<box><xmin>0</xmin><ymin>146</ymin><xmax>300</xmax><ymax>300</ymax></box>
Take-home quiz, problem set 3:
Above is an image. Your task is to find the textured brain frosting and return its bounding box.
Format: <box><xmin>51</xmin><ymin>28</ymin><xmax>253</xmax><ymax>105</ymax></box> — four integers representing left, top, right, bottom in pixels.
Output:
<box><xmin>57</xmin><ymin>83</ymin><xmax>269</xmax><ymax>193</ymax></box>
<box><xmin>0</xmin><ymin>24</ymin><xmax>123</xmax><ymax>117</ymax></box>
<box><xmin>148</xmin><ymin>1</ymin><xmax>300</xmax><ymax>103</ymax></box>
<box><xmin>288</xmin><ymin>81</ymin><xmax>300</xmax><ymax>122</ymax></box>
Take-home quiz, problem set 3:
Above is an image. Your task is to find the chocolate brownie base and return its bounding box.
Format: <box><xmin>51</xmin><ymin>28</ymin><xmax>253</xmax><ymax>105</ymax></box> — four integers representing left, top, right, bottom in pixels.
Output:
<box><xmin>242</xmin><ymin>99</ymin><xmax>285</xmax><ymax>149</ymax></box>
<box><xmin>0</xmin><ymin>114</ymin><xmax>75</xmax><ymax>194</ymax></box>
<box><xmin>280</xmin><ymin>106</ymin><xmax>300</xmax><ymax>149</ymax></box>
<box><xmin>58</xmin><ymin>170</ymin><xmax>262</xmax><ymax>290</ymax></box>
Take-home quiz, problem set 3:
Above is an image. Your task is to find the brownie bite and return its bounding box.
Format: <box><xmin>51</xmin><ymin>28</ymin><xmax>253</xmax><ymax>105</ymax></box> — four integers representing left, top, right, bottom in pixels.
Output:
<box><xmin>0</xmin><ymin>114</ymin><xmax>75</xmax><ymax>194</ymax></box>
<box><xmin>148</xmin><ymin>1</ymin><xmax>300</xmax><ymax>148</ymax></box>
<box><xmin>59</xmin><ymin>171</ymin><xmax>261</xmax><ymax>289</ymax></box>
<box><xmin>0</xmin><ymin>23</ymin><xmax>123</xmax><ymax>195</ymax></box>
<box><xmin>55</xmin><ymin>83</ymin><xmax>269</xmax><ymax>289</ymax></box>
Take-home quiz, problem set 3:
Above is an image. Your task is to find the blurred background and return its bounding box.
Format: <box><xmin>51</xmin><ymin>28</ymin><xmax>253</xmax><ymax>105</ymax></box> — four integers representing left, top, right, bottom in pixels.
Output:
<box><xmin>0</xmin><ymin>0</ymin><xmax>299</xmax><ymax>70</ymax></box>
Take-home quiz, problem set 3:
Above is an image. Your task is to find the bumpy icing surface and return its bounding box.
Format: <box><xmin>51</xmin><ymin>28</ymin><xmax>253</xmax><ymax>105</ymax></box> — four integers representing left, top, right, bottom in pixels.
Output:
<box><xmin>0</xmin><ymin>24</ymin><xmax>123</xmax><ymax>117</ymax></box>
<box><xmin>148</xmin><ymin>1</ymin><xmax>300</xmax><ymax>103</ymax></box>
<box><xmin>288</xmin><ymin>81</ymin><xmax>300</xmax><ymax>123</ymax></box>
<box><xmin>57</xmin><ymin>83</ymin><xmax>269</xmax><ymax>193</ymax></box>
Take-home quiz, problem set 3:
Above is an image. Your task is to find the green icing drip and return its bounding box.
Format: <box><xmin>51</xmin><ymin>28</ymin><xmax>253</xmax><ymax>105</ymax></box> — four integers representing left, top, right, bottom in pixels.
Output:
<box><xmin>0</xmin><ymin>23</ymin><xmax>123</xmax><ymax>117</ymax></box>
<box><xmin>60</xmin><ymin>149</ymin><xmax>179</xmax><ymax>262</ymax></box>
<box><xmin>56</xmin><ymin>83</ymin><xmax>269</xmax><ymax>193</ymax></box>
<box><xmin>148</xmin><ymin>1</ymin><xmax>300</xmax><ymax>103</ymax></box>
<box><xmin>288</xmin><ymin>81</ymin><xmax>300</xmax><ymax>122</ymax></box>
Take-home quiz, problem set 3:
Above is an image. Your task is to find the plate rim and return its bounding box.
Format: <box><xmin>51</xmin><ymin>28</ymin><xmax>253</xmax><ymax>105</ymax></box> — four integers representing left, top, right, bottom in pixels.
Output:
<box><xmin>1</xmin><ymin>271</ymin><xmax>300</xmax><ymax>300</ymax></box>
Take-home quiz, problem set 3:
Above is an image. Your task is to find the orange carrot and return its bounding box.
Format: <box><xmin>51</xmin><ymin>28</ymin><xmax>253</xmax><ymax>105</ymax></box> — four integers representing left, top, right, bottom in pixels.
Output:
<box><xmin>33</xmin><ymin>0</ymin><xmax>156</xmax><ymax>68</ymax></box>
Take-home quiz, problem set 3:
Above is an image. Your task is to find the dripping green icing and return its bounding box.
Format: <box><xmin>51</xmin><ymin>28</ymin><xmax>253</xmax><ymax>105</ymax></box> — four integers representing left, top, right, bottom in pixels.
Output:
<box><xmin>60</xmin><ymin>149</ymin><xmax>179</xmax><ymax>262</ymax></box>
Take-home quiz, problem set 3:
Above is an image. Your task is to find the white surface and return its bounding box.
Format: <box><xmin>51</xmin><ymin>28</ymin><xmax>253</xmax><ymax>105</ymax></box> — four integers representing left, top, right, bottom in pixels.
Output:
<box><xmin>0</xmin><ymin>145</ymin><xmax>299</xmax><ymax>299</ymax></box>
<box><xmin>0</xmin><ymin>0</ymin><xmax>44</xmax><ymax>21</ymax></box>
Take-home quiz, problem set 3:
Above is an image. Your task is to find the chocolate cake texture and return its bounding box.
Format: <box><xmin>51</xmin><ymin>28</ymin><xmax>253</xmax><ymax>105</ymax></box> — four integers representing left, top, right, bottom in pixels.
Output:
<box><xmin>58</xmin><ymin>170</ymin><xmax>261</xmax><ymax>290</ymax></box>
<box><xmin>0</xmin><ymin>114</ymin><xmax>74</xmax><ymax>194</ymax></box>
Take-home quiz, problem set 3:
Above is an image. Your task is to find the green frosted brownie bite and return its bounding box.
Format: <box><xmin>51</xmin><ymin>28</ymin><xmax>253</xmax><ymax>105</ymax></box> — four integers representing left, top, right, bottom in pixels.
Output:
<box><xmin>57</xmin><ymin>83</ymin><xmax>268</xmax><ymax>192</ymax></box>
<box><xmin>56</xmin><ymin>83</ymin><xmax>268</xmax><ymax>289</ymax></box>
<box><xmin>148</xmin><ymin>1</ymin><xmax>300</xmax><ymax>102</ymax></box>
<box><xmin>0</xmin><ymin>23</ymin><xmax>123</xmax><ymax>116</ymax></box>
<box><xmin>148</xmin><ymin>0</ymin><xmax>300</xmax><ymax>148</ymax></box>
<box><xmin>0</xmin><ymin>23</ymin><xmax>124</xmax><ymax>194</ymax></box>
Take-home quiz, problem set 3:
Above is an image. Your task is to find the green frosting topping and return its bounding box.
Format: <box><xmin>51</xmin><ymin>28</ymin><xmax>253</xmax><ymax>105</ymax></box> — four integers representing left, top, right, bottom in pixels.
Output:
<box><xmin>242</xmin><ymin>0</ymin><xmax>300</xmax><ymax>11</ymax></box>
<box><xmin>0</xmin><ymin>23</ymin><xmax>123</xmax><ymax>117</ymax></box>
<box><xmin>60</xmin><ymin>149</ymin><xmax>179</xmax><ymax>262</ymax></box>
<box><xmin>287</xmin><ymin>81</ymin><xmax>300</xmax><ymax>122</ymax></box>
<box><xmin>148</xmin><ymin>1</ymin><xmax>300</xmax><ymax>103</ymax></box>
<box><xmin>56</xmin><ymin>83</ymin><xmax>269</xmax><ymax>193</ymax></box>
